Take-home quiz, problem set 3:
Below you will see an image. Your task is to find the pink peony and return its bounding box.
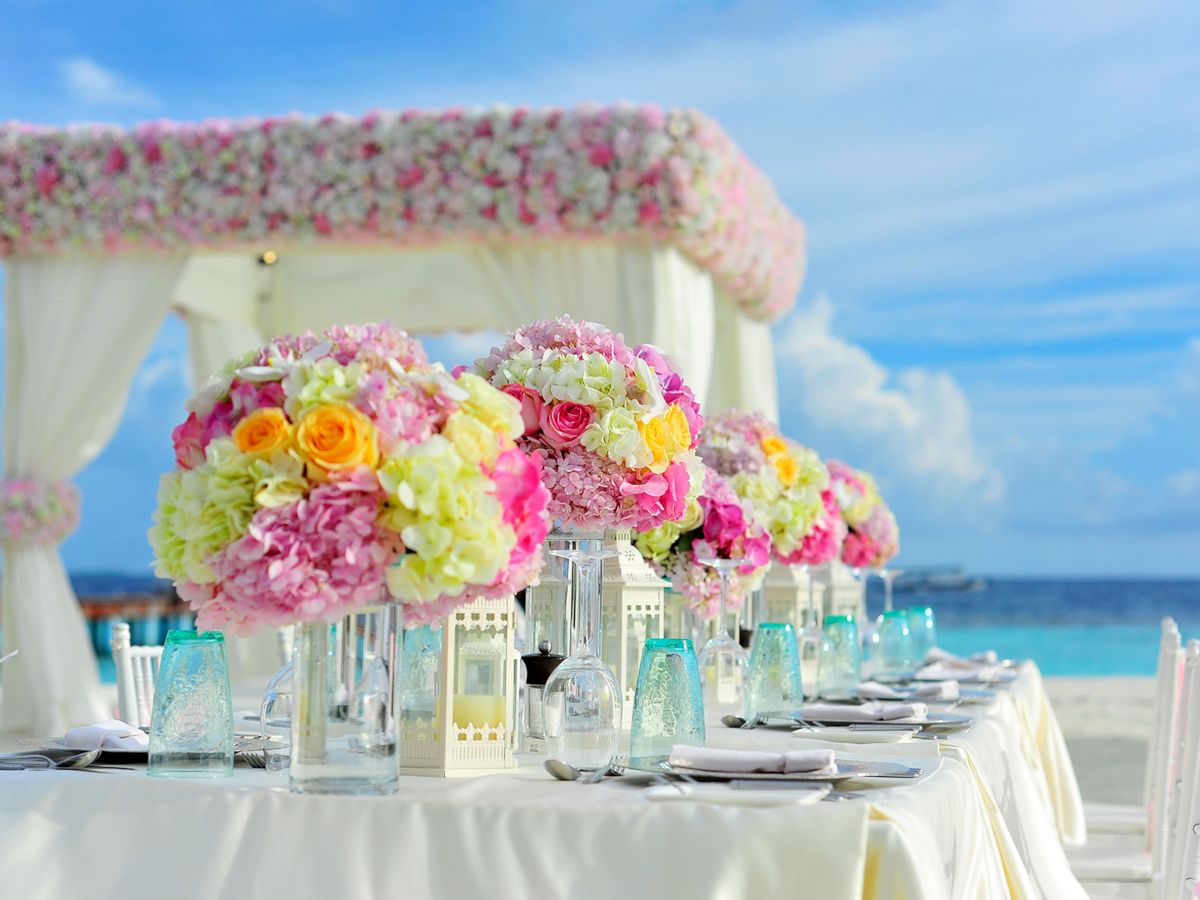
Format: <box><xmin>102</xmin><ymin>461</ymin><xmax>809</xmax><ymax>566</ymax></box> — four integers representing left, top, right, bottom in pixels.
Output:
<box><xmin>500</xmin><ymin>383</ymin><xmax>544</xmax><ymax>437</ymax></box>
<box><xmin>700</xmin><ymin>495</ymin><xmax>747</xmax><ymax>551</ymax></box>
<box><xmin>621</xmin><ymin>461</ymin><xmax>690</xmax><ymax>523</ymax></box>
<box><xmin>539</xmin><ymin>401</ymin><xmax>594</xmax><ymax>450</ymax></box>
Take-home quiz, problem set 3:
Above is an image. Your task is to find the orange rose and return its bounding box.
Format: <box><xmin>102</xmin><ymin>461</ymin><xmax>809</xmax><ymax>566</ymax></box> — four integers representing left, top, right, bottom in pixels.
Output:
<box><xmin>295</xmin><ymin>402</ymin><xmax>378</xmax><ymax>481</ymax></box>
<box><xmin>760</xmin><ymin>435</ymin><xmax>787</xmax><ymax>457</ymax></box>
<box><xmin>664</xmin><ymin>404</ymin><xmax>691</xmax><ymax>455</ymax></box>
<box><xmin>232</xmin><ymin>407</ymin><xmax>292</xmax><ymax>456</ymax></box>
<box><xmin>772</xmin><ymin>451</ymin><xmax>800</xmax><ymax>487</ymax></box>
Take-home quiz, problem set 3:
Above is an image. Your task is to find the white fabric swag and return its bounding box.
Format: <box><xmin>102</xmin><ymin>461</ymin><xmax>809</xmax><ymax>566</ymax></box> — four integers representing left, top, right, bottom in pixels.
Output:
<box><xmin>1</xmin><ymin>254</ymin><xmax>186</xmax><ymax>735</ymax></box>
<box><xmin>174</xmin><ymin>240</ymin><xmax>780</xmax><ymax>421</ymax></box>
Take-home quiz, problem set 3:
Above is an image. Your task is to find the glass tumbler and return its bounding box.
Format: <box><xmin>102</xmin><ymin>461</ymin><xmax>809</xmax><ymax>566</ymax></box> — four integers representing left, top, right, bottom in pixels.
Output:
<box><xmin>745</xmin><ymin>623</ymin><xmax>803</xmax><ymax>721</ymax></box>
<box><xmin>629</xmin><ymin>638</ymin><xmax>704</xmax><ymax>758</ymax></box>
<box><xmin>817</xmin><ymin>615</ymin><xmax>861</xmax><ymax>700</ymax></box>
<box><xmin>148</xmin><ymin>630</ymin><xmax>234</xmax><ymax>778</ymax></box>
<box><xmin>874</xmin><ymin>610</ymin><xmax>915</xmax><ymax>683</ymax></box>
<box><xmin>906</xmin><ymin>605</ymin><xmax>937</xmax><ymax>666</ymax></box>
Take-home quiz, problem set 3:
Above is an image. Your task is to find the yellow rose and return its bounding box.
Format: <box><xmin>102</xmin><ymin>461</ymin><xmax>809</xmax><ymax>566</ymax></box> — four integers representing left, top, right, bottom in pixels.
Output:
<box><xmin>295</xmin><ymin>402</ymin><xmax>378</xmax><ymax>482</ymax></box>
<box><xmin>444</xmin><ymin>411</ymin><xmax>501</xmax><ymax>467</ymax></box>
<box><xmin>232</xmin><ymin>407</ymin><xmax>292</xmax><ymax>456</ymax></box>
<box><xmin>773</xmin><ymin>451</ymin><xmax>800</xmax><ymax>487</ymax></box>
<box><xmin>664</xmin><ymin>404</ymin><xmax>691</xmax><ymax>456</ymax></box>
<box><xmin>638</xmin><ymin>416</ymin><xmax>672</xmax><ymax>474</ymax></box>
<box><xmin>761</xmin><ymin>435</ymin><xmax>787</xmax><ymax>457</ymax></box>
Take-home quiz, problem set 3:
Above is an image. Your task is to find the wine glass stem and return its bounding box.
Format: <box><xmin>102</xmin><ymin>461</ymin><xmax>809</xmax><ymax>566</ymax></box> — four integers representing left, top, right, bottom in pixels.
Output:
<box><xmin>884</xmin><ymin>573</ymin><xmax>893</xmax><ymax>613</ymax></box>
<box><xmin>806</xmin><ymin>567</ymin><xmax>817</xmax><ymax>629</ymax></box>
<box><xmin>573</xmin><ymin>556</ymin><xmax>601</xmax><ymax>657</ymax></box>
<box><xmin>718</xmin><ymin>568</ymin><xmax>731</xmax><ymax>641</ymax></box>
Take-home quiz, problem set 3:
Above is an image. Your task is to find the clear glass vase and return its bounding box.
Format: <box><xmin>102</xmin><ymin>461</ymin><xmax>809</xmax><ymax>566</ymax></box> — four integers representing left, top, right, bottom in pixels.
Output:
<box><xmin>290</xmin><ymin>600</ymin><xmax>400</xmax><ymax>795</ymax></box>
<box><xmin>542</xmin><ymin>533</ymin><xmax>622</xmax><ymax>773</ymax></box>
<box><xmin>695</xmin><ymin>557</ymin><xmax>750</xmax><ymax>717</ymax></box>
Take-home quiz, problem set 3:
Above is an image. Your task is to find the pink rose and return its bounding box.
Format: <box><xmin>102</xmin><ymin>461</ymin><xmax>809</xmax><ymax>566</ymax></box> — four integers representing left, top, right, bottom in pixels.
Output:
<box><xmin>172</xmin><ymin>412</ymin><xmax>206</xmax><ymax>470</ymax></box>
<box><xmin>539</xmin><ymin>401</ymin><xmax>594</xmax><ymax>450</ymax></box>
<box><xmin>500</xmin><ymin>383</ymin><xmax>544</xmax><ymax>437</ymax></box>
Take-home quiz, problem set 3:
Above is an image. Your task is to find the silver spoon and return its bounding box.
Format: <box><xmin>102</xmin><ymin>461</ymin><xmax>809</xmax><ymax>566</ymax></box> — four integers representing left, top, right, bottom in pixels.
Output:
<box><xmin>544</xmin><ymin>759</ymin><xmax>623</xmax><ymax>782</ymax></box>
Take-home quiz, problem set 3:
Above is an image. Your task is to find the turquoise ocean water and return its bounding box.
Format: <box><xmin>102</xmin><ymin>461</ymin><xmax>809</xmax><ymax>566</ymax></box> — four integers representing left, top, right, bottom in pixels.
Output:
<box><xmin>871</xmin><ymin>578</ymin><xmax>1200</xmax><ymax>676</ymax></box>
<box><xmin>69</xmin><ymin>574</ymin><xmax>1200</xmax><ymax>679</ymax></box>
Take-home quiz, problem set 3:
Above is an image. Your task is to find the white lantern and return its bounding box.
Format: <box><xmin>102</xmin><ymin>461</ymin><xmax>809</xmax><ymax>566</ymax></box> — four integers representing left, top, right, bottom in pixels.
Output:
<box><xmin>399</xmin><ymin>595</ymin><xmax>519</xmax><ymax>777</ymax></box>
<box><xmin>599</xmin><ymin>528</ymin><xmax>666</xmax><ymax>723</ymax></box>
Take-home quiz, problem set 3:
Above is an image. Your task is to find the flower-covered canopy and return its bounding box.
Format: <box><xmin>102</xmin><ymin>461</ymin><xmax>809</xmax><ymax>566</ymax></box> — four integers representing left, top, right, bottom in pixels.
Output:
<box><xmin>0</xmin><ymin>104</ymin><xmax>806</xmax><ymax>321</ymax></box>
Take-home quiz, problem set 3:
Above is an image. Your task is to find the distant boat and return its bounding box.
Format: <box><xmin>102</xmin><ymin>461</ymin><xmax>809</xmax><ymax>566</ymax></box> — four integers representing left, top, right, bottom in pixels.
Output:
<box><xmin>894</xmin><ymin>567</ymin><xmax>986</xmax><ymax>594</ymax></box>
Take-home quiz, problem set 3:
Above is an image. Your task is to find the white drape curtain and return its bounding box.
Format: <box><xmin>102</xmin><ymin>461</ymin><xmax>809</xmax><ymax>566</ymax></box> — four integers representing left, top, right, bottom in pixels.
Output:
<box><xmin>1</xmin><ymin>254</ymin><xmax>186</xmax><ymax>735</ymax></box>
<box><xmin>173</xmin><ymin>240</ymin><xmax>780</xmax><ymax>417</ymax></box>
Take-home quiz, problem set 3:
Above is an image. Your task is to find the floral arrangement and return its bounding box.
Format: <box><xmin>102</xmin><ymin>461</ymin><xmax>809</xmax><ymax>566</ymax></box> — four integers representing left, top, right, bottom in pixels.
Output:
<box><xmin>0</xmin><ymin>106</ymin><xmax>805</xmax><ymax>321</ymax></box>
<box><xmin>472</xmin><ymin>317</ymin><xmax>705</xmax><ymax>532</ymax></box>
<box><xmin>697</xmin><ymin>411</ymin><xmax>833</xmax><ymax>565</ymax></box>
<box><xmin>0</xmin><ymin>478</ymin><xmax>80</xmax><ymax>547</ymax></box>
<box><xmin>827</xmin><ymin>460</ymin><xmax>899</xmax><ymax>569</ymax></box>
<box><xmin>634</xmin><ymin>467</ymin><xmax>771</xmax><ymax>619</ymax></box>
<box><xmin>149</xmin><ymin>322</ymin><xmax>550</xmax><ymax>632</ymax></box>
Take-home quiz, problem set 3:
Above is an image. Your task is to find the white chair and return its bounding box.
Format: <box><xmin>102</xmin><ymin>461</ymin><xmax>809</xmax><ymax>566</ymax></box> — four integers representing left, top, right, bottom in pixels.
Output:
<box><xmin>111</xmin><ymin>622</ymin><xmax>163</xmax><ymax>729</ymax></box>
<box><xmin>1076</xmin><ymin>636</ymin><xmax>1200</xmax><ymax>899</ymax></box>
<box><xmin>1087</xmin><ymin>619</ymin><xmax>1180</xmax><ymax>837</ymax></box>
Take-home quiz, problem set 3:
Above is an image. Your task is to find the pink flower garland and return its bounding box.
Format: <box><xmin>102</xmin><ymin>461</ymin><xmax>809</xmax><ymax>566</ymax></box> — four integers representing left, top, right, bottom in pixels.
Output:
<box><xmin>0</xmin><ymin>477</ymin><xmax>80</xmax><ymax>546</ymax></box>
<box><xmin>0</xmin><ymin>106</ymin><xmax>806</xmax><ymax>320</ymax></box>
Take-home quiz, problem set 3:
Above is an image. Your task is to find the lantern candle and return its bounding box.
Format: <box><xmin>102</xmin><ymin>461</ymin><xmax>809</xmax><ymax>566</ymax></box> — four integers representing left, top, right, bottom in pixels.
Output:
<box><xmin>452</xmin><ymin>694</ymin><xmax>507</xmax><ymax>730</ymax></box>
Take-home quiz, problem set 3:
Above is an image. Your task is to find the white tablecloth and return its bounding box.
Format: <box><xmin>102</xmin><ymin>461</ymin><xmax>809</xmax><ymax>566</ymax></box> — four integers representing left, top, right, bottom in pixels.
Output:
<box><xmin>0</xmin><ymin>664</ymin><xmax>1085</xmax><ymax>899</ymax></box>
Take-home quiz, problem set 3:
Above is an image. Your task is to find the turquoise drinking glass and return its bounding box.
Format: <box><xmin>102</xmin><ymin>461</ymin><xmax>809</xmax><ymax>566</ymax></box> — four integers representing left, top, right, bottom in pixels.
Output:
<box><xmin>874</xmin><ymin>610</ymin><xmax>915</xmax><ymax>683</ymax></box>
<box><xmin>148</xmin><ymin>630</ymin><xmax>234</xmax><ymax>778</ymax></box>
<box><xmin>817</xmin><ymin>614</ymin><xmax>861</xmax><ymax>700</ymax></box>
<box><xmin>629</xmin><ymin>638</ymin><xmax>705</xmax><ymax>758</ymax></box>
<box><xmin>906</xmin><ymin>605</ymin><xmax>938</xmax><ymax>665</ymax></box>
<box><xmin>745</xmin><ymin>623</ymin><xmax>803</xmax><ymax>721</ymax></box>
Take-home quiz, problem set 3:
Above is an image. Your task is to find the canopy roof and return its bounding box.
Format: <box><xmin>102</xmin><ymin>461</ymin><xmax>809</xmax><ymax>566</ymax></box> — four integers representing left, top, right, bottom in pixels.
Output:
<box><xmin>0</xmin><ymin>104</ymin><xmax>806</xmax><ymax>321</ymax></box>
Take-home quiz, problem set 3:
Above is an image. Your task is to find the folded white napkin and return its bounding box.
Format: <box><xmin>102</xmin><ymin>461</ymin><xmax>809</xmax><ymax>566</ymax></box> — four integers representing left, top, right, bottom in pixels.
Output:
<box><xmin>857</xmin><ymin>680</ymin><xmax>959</xmax><ymax>702</ymax></box>
<box><xmin>925</xmin><ymin>647</ymin><xmax>998</xmax><ymax>667</ymax></box>
<box><xmin>668</xmin><ymin>744</ymin><xmax>837</xmax><ymax>775</ymax></box>
<box><xmin>916</xmin><ymin>661</ymin><xmax>1000</xmax><ymax>683</ymax></box>
<box><xmin>63</xmin><ymin>719</ymin><xmax>149</xmax><ymax>751</ymax></box>
<box><xmin>801</xmin><ymin>700</ymin><xmax>928</xmax><ymax>722</ymax></box>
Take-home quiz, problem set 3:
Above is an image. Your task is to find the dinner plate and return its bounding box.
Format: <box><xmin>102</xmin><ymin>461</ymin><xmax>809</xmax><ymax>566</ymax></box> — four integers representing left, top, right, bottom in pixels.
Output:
<box><xmin>627</xmin><ymin>755</ymin><xmax>925</xmax><ymax>783</ymax></box>
<box><xmin>45</xmin><ymin>733</ymin><xmax>285</xmax><ymax>763</ymax></box>
<box><xmin>790</xmin><ymin>726</ymin><xmax>920</xmax><ymax>744</ymax></box>
<box><xmin>800</xmin><ymin>711</ymin><xmax>975</xmax><ymax>729</ymax></box>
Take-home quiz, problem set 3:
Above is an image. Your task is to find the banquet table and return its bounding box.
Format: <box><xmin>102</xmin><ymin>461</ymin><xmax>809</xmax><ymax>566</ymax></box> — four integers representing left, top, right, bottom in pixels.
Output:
<box><xmin>0</xmin><ymin>662</ymin><xmax>1087</xmax><ymax>899</ymax></box>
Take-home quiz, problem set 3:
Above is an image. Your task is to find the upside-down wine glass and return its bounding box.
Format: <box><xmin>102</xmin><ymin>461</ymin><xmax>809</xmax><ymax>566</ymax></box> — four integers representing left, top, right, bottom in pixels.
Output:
<box><xmin>793</xmin><ymin>562</ymin><xmax>824</xmax><ymax>693</ymax></box>
<box><xmin>695</xmin><ymin>556</ymin><xmax>750</xmax><ymax>717</ymax></box>
<box><xmin>542</xmin><ymin>533</ymin><xmax>623</xmax><ymax>774</ymax></box>
<box><xmin>875</xmin><ymin>567</ymin><xmax>905</xmax><ymax>613</ymax></box>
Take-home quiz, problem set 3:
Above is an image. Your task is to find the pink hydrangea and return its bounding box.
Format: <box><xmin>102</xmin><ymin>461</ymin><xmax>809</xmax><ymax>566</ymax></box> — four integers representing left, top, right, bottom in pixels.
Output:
<box><xmin>479</xmin><ymin>316</ymin><xmax>638</xmax><ymax>371</ymax></box>
<box><xmin>194</xmin><ymin>468</ymin><xmax>391</xmax><ymax>634</ymax></box>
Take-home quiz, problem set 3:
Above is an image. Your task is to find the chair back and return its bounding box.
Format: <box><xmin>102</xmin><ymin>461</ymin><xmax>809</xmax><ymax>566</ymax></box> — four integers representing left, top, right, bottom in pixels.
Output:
<box><xmin>1147</xmin><ymin>619</ymin><xmax>1182</xmax><ymax>808</ymax></box>
<box><xmin>1165</xmin><ymin>640</ymin><xmax>1200</xmax><ymax>900</ymax></box>
<box><xmin>110</xmin><ymin>622</ymin><xmax>164</xmax><ymax>729</ymax></box>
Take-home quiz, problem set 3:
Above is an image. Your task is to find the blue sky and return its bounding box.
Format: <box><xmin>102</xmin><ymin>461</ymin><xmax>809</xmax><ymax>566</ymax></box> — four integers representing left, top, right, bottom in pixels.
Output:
<box><xmin>1</xmin><ymin>0</ymin><xmax>1198</xmax><ymax>576</ymax></box>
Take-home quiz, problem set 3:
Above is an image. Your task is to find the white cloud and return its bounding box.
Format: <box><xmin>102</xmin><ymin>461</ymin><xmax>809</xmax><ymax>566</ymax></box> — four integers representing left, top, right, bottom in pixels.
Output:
<box><xmin>775</xmin><ymin>298</ymin><xmax>1003</xmax><ymax>512</ymax></box>
<box><xmin>59</xmin><ymin>57</ymin><xmax>158</xmax><ymax>108</ymax></box>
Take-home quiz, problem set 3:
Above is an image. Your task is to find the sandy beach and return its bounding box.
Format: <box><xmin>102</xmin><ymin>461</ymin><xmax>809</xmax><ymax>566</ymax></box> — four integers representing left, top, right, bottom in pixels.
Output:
<box><xmin>1045</xmin><ymin>676</ymin><xmax>1155</xmax><ymax>805</ymax></box>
